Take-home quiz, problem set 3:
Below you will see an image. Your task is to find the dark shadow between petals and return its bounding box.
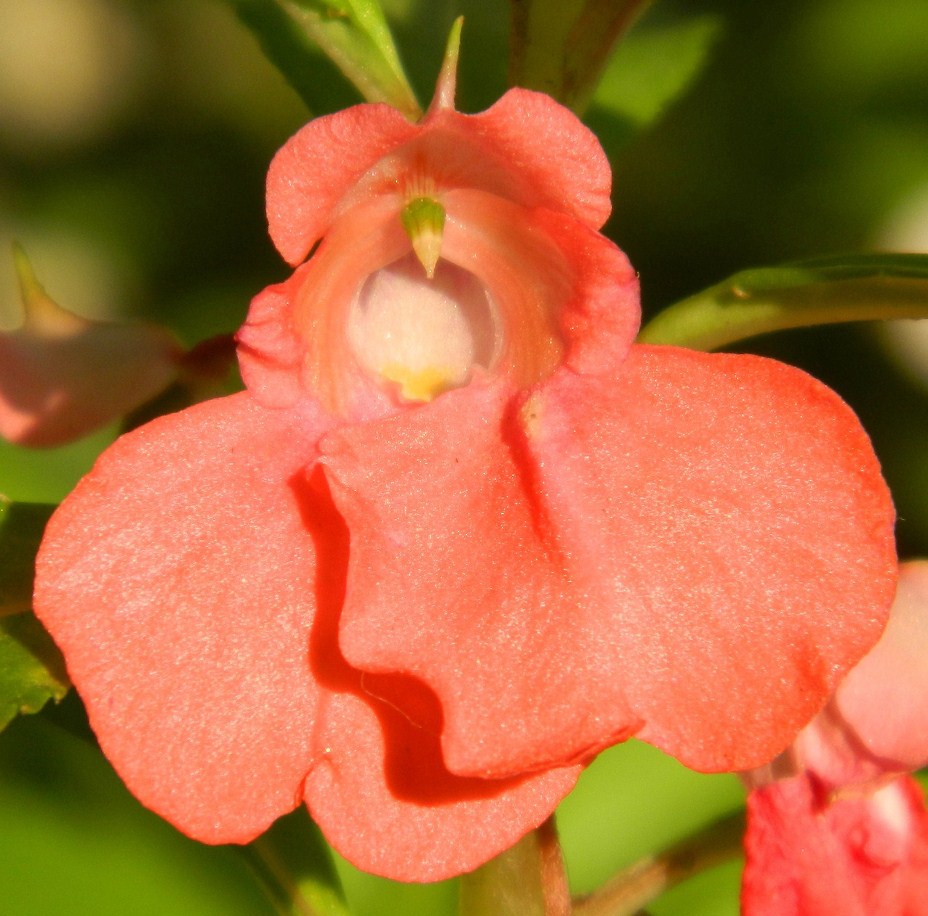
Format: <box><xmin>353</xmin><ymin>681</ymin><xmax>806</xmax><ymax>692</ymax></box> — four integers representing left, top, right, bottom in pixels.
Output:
<box><xmin>290</xmin><ymin>464</ymin><xmax>549</xmax><ymax>806</ymax></box>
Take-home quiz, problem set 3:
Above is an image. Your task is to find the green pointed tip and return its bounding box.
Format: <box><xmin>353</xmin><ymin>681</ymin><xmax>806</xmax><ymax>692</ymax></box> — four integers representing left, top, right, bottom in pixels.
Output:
<box><xmin>11</xmin><ymin>242</ymin><xmax>45</xmax><ymax>305</ymax></box>
<box><xmin>401</xmin><ymin>197</ymin><xmax>446</xmax><ymax>278</ymax></box>
<box><xmin>427</xmin><ymin>17</ymin><xmax>463</xmax><ymax>115</ymax></box>
<box><xmin>8</xmin><ymin>243</ymin><xmax>83</xmax><ymax>334</ymax></box>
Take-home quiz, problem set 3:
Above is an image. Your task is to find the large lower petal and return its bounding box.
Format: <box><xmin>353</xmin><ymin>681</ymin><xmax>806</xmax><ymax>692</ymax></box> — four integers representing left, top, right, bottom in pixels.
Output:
<box><xmin>309</xmin><ymin>688</ymin><xmax>580</xmax><ymax>882</ymax></box>
<box><xmin>324</xmin><ymin>346</ymin><xmax>895</xmax><ymax>780</ymax></box>
<box><xmin>321</xmin><ymin>381</ymin><xmax>641</xmax><ymax>779</ymax></box>
<box><xmin>294</xmin><ymin>471</ymin><xmax>581</xmax><ymax>881</ymax></box>
<box><xmin>34</xmin><ymin>393</ymin><xmax>580</xmax><ymax>880</ymax></box>
<box><xmin>33</xmin><ymin>392</ymin><xmax>329</xmax><ymax>842</ymax></box>
<box><xmin>530</xmin><ymin>346</ymin><xmax>897</xmax><ymax>771</ymax></box>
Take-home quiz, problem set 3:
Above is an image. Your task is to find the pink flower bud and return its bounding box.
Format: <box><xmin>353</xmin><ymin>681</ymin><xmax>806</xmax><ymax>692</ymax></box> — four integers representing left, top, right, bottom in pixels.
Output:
<box><xmin>0</xmin><ymin>246</ymin><xmax>180</xmax><ymax>447</ymax></box>
<box><xmin>743</xmin><ymin>561</ymin><xmax>928</xmax><ymax>914</ymax></box>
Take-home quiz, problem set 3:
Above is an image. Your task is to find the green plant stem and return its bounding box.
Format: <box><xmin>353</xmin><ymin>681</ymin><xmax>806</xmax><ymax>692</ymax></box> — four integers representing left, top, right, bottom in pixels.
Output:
<box><xmin>509</xmin><ymin>0</ymin><xmax>652</xmax><ymax>114</ymax></box>
<box><xmin>572</xmin><ymin>810</ymin><xmax>745</xmax><ymax>916</ymax></box>
<box><xmin>638</xmin><ymin>254</ymin><xmax>928</xmax><ymax>351</ymax></box>
<box><xmin>538</xmin><ymin>817</ymin><xmax>573</xmax><ymax>916</ymax></box>
<box><xmin>228</xmin><ymin>0</ymin><xmax>421</xmax><ymax>118</ymax></box>
<box><xmin>237</xmin><ymin>808</ymin><xmax>349</xmax><ymax>916</ymax></box>
<box><xmin>459</xmin><ymin>816</ymin><xmax>570</xmax><ymax>916</ymax></box>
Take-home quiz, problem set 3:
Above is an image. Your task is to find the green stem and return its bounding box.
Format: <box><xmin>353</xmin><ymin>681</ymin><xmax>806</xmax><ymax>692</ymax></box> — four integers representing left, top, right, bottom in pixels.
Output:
<box><xmin>237</xmin><ymin>808</ymin><xmax>349</xmax><ymax>916</ymax></box>
<box><xmin>572</xmin><ymin>810</ymin><xmax>745</xmax><ymax>916</ymax></box>
<box><xmin>459</xmin><ymin>816</ymin><xmax>570</xmax><ymax>916</ymax></box>
<box><xmin>638</xmin><ymin>254</ymin><xmax>928</xmax><ymax>351</ymax></box>
<box><xmin>227</xmin><ymin>0</ymin><xmax>421</xmax><ymax>118</ymax></box>
<box><xmin>509</xmin><ymin>0</ymin><xmax>652</xmax><ymax>114</ymax></box>
<box><xmin>538</xmin><ymin>817</ymin><xmax>572</xmax><ymax>916</ymax></box>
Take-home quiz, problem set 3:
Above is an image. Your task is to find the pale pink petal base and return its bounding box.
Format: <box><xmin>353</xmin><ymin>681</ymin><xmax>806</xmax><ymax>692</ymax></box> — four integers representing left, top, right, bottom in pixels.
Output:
<box><xmin>835</xmin><ymin>561</ymin><xmax>928</xmax><ymax>771</ymax></box>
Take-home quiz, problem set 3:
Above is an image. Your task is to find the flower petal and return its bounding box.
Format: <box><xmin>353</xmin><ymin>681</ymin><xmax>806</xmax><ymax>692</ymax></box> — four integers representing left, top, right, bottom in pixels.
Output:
<box><xmin>529</xmin><ymin>346</ymin><xmax>897</xmax><ymax>771</ymax></box>
<box><xmin>743</xmin><ymin>775</ymin><xmax>928</xmax><ymax>915</ymax></box>
<box><xmin>266</xmin><ymin>88</ymin><xmax>612</xmax><ymax>269</ymax></box>
<box><xmin>34</xmin><ymin>393</ymin><xmax>580</xmax><ymax>879</ymax></box>
<box><xmin>308</xmin><ymin>690</ymin><xmax>580</xmax><ymax>882</ymax></box>
<box><xmin>459</xmin><ymin>88</ymin><xmax>613</xmax><ymax>229</ymax></box>
<box><xmin>235</xmin><ymin>265</ymin><xmax>310</xmax><ymax>409</ymax></box>
<box><xmin>324</xmin><ymin>347</ymin><xmax>894</xmax><ymax>778</ymax></box>
<box><xmin>321</xmin><ymin>381</ymin><xmax>641</xmax><ymax>779</ymax></box>
<box><xmin>266</xmin><ymin>103</ymin><xmax>419</xmax><ymax>266</ymax></box>
<box><xmin>293</xmin><ymin>476</ymin><xmax>582</xmax><ymax>881</ymax></box>
<box><xmin>239</xmin><ymin>197</ymin><xmax>409</xmax><ymax>418</ymax></box>
<box><xmin>835</xmin><ymin>560</ymin><xmax>928</xmax><ymax>772</ymax></box>
<box><xmin>0</xmin><ymin>251</ymin><xmax>179</xmax><ymax>447</ymax></box>
<box><xmin>441</xmin><ymin>190</ymin><xmax>640</xmax><ymax>380</ymax></box>
<box><xmin>33</xmin><ymin>392</ymin><xmax>330</xmax><ymax>842</ymax></box>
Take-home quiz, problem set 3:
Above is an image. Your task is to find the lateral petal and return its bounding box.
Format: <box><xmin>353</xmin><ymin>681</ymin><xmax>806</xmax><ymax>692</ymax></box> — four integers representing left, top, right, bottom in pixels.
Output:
<box><xmin>33</xmin><ymin>393</ymin><xmax>329</xmax><ymax>842</ymax></box>
<box><xmin>308</xmin><ymin>690</ymin><xmax>580</xmax><ymax>882</ymax></box>
<box><xmin>266</xmin><ymin>103</ymin><xmax>419</xmax><ymax>266</ymax></box>
<box><xmin>295</xmin><ymin>475</ymin><xmax>581</xmax><ymax>881</ymax></box>
<box><xmin>529</xmin><ymin>346</ymin><xmax>897</xmax><ymax>772</ymax></box>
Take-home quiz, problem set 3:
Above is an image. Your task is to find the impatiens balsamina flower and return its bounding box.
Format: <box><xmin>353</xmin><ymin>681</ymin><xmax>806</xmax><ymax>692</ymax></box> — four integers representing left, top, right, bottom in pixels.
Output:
<box><xmin>0</xmin><ymin>244</ymin><xmax>181</xmax><ymax>447</ymax></box>
<box><xmin>742</xmin><ymin>561</ymin><xmax>928</xmax><ymax>916</ymax></box>
<box><xmin>34</xmin><ymin>45</ymin><xmax>896</xmax><ymax>881</ymax></box>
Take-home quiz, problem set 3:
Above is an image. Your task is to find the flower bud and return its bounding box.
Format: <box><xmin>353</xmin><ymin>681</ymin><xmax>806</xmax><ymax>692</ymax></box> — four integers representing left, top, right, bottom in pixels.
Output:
<box><xmin>0</xmin><ymin>245</ymin><xmax>181</xmax><ymax>447</ymax></box>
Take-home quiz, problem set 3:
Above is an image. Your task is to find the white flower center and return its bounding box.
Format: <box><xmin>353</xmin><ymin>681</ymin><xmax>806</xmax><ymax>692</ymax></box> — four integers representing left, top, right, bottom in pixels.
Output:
<box><xmin>348</xmin><ymin>252</ymin><xmax>498</xmax><ymax>401</ymax></box>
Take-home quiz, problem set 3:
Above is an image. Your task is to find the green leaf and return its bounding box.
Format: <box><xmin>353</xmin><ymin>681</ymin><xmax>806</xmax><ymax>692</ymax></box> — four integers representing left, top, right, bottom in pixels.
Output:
<box><xmin>0</xmin><ymin>497</ymin><xmax>67</xmax><ymax>731</ymax></box>
<box><xmin>509</xmin><ymin>0</ymin><xmax>653</xmax><ymax>115</ymax></box>
<box><xmin>239</xmin><ymin>806</ymin><xmax>350</xmax><ymax>916</ymax></box>
<box><xmin>589</xmin><ymin>12</ymin><xmax>723</xmax><ymax>148</ymax></box>
<box><xmin>0</xmin><ymin>496</ymin><xmax>55</xmax><ymax>616</ymax></box>
<box><xmin>638</xmin><ymin>253</ymin><xmax>928</xmax><ymax>351</ymax></box>
<box><xmin>227</xmin><ymin>0</ymin><xmax>421</xmax><ymax>118</ymax></box>
<box><xmin>0</xmin><ymin>611</ymin><xmax>69</xmax><ymax>732</ymax></box>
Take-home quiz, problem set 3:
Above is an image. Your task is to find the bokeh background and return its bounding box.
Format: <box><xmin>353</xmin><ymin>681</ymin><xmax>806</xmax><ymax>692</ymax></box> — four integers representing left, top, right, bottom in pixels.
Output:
<box><xmin>1</xmin><ymin>1</ymin><xmax>927</xmax><ymax>913</ymax></box>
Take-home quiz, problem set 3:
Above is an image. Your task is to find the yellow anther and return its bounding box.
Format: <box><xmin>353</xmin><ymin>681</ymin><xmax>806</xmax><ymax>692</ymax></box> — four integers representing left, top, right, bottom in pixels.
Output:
<box><xmin>381</xmin><ymin>363</ymin><xmax>455</xmax><ymax>402</ymax></box>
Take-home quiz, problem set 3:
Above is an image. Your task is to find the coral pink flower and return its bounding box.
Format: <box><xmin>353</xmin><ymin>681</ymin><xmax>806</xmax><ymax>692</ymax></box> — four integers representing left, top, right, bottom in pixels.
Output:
<box><xmin>743</xmin><ymin>562</ymin><xmax>928</xmax><ymax>915</ymax></box>
<box><xmin>34</xmin><ymin>55</ymin><xmax>896</xmax><ymax>880</ymax></box>
<box><xmin>0</xmin><ymin>245</ymin><xmax>180</xmax><ymax>447</ymax></box>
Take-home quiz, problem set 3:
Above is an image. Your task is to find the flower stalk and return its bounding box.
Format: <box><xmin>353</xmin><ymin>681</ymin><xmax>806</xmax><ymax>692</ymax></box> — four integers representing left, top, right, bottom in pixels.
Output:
<box><xmin>459</xmin><ymin>817</ymin><xmax>571</xmax><ymax>916</ymax></box>
<box><xmin>573</xmin><ymin>810</ymin><xmax>745</xmax><ymax>916</ymax></box>
<box><xmin>638</xmin><ymin>253</ymin><xmax>928</xmax><ymax>351</ymax></box>
<box><xmin>238</xmin><ymin>807</ymin><xmax>349</xmax><ymax>916</ymax></box>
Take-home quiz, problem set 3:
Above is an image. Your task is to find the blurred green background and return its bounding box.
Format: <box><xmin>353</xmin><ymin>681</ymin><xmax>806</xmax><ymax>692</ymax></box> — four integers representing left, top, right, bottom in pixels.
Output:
<box><xmin>1</xmin><ymin>0</ymin><xmax>926</xmax><ymax>913</ymax></box>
